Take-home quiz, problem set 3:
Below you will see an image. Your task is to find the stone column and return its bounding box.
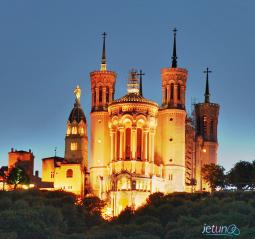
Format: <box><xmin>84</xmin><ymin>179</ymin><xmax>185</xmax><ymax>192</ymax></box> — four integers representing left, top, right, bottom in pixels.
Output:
<box><xmin>174</xmin><ymin>85</ymin><xmax>178</xmax><ymax>107</ymax></box>
<box><xmin>95</xmin><ymin>87</ymin><xmax>99</xmax><ymax>106</ymax></box>
<box><xmin>181</xmin><ymin>85</ymin><xmax>185</xmax><ymax>108</ymax></box>
<box><xmin>150</xmin><ymin>129</ymin><xmax>155</xmax><ymax>175</ymax></box>
<box><xmin>113</xmin><ymin>130</ymin><xmax>116</xmax><ymax>161</ymax></box>
<box><xmin>110</xmin><ymin>129</ymin><xmax>114</xmax><ymax>162</ymax></box>
<box><xmin>110</xmin><ymin>89</ymin><xmax>113</xmax><ymax>103</ymax></box>
<box><xmin>162</xmin><ymin>87</ymin><xmax>165</xmax><ymax>105</ymax></box>
<box><xmin>131</xmin><ymin>127</ymin><xmax>136</xmax><ymax>159</ymax></box>
<box><xmin>91</xmin><ymin>91</ymin><xmax>94</xmax><ymax>108</ymax></box>
<box><xmin>166</xmin><ymin>85</ymin><xmax>170</xmax><ymax>105</ymax></box>
<box><xmin>102</xmin><ymin>87</ymin><xmax>106</xmax><ymax>106</ymax></box>
<box><xmin>149</xmin><ymin>129</ymin><xmax>155</xmax><ymax>163</ymax></box>
<box><xmin>119</xmin><ymin>127</ymin><xmax>124</xmax><ymax>160</ymax></box>
<box><xmin>143</xmin><ymin>128</ymin><xmax>149</xmax><ymax>161</ymax></box>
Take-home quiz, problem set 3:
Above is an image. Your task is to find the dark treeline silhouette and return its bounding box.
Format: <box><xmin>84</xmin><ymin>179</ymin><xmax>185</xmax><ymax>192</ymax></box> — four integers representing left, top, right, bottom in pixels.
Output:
<box><xmin>0</xmin><ymin>161</ymin><xmax>254</xmax><ymax>239</ymax></box>
<box><xmin>202</xmin><ymin>160</ymin><xmax>255</xmax><ymax>191</ymax></box>
<box><xmin>0</xmin><ymin>190</ymin><xmax>255</xmax><ymax>239</ymax></box>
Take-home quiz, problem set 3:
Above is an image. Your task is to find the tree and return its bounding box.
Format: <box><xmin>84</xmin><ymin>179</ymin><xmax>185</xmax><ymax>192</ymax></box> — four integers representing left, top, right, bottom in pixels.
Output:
<box><xmin>146</xmin><ymin>192</ymin><xmax>164</xmax><ymax>206</ymax></box>
<box><xmin>0</xmin><ymin>167</ymin><xmax>8</xmax><ymax>191</ymax></box>
<box><xmin>82</xmin><ymin>196</ymin><xmax>106</xmax><ymax>215</ymax></box>
<box><xmin>202</xmin><ymin>164</ymin><xmax>225</xmax><ymax>192</ymax></box>
<box><xmin>7</xmin><ymin>167</ymin><xmax>30</xmax><ymax>189</ymax></box>
<box><xmin>227</xmin><ymin>161</ymin><xmax>255</xmax><ymax>190</ymax></box>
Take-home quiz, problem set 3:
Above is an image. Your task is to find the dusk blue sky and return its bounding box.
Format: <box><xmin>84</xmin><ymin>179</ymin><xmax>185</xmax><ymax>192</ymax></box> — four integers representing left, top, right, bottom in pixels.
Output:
<box><xmin>0</xmin><ymin>0</ymin><xmax>254</xmax><ymax>174</ymax></box>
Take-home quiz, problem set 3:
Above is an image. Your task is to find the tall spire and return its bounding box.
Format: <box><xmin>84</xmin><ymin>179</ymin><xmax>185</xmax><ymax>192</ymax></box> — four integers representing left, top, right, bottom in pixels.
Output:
<box><xmin>203</xmin><ymin>67</ymin><xmax>212</xmax><ymax>103</ymax></box>
<box><xmin>137</xmin><ymin>70</ymin><xmax>145</xmax><ymax>96</ymax></box>
<box><xmin>171</xmin><ymin>28</ymin><xmax>178</xmax><ymax>68</ymax></box>
<box><xmin>101</xmin><ymin>32</ymin><xmax>107</xmax><ymax>71</ymax></box>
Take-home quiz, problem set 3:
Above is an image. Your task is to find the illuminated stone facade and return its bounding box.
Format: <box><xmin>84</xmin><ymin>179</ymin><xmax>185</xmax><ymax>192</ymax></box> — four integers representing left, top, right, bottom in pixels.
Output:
<box><xmin>8</xmin><ymin>149</ymin><xmax>34</xmax><ymax>178</ymax></box>
<box><xmin>41</xmin><ymin>32</ymin><xmax>219</xmax><ymax>215</ymax></box>
<box><xmin>42</xmin><ymin>86</ymin><xmax>89</xmax><ymax>196</ymax></box>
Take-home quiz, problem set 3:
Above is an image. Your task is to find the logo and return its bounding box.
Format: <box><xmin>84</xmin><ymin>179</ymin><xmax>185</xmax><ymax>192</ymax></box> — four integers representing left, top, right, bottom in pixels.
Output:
<box><xmin>202</xmin><ymin>224</ymin><xmax>240</xmax><ymax>237</ymax></box>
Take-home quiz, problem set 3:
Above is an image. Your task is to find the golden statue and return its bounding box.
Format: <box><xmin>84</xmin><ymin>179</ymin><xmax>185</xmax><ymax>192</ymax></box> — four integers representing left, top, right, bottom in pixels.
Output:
<box><xmin>74</xmin><ymin>85</ymin><xmax>81</xmax><ymax>103</ymax></box>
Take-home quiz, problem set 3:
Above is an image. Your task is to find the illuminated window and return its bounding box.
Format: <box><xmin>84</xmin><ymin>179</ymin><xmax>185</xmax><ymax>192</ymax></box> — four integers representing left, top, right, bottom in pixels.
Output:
<box><xmin>79</xmin><ymin>127</ymin><xmax>84</xmax><ymax>135</ymax></box>
<box><xmin>170</xmin><ymin>83</ymin><xmax>174</xmax><ymax>99</ymax></box>
<box><xmin>72</xmin><ymin>127</ymin><xmax>77</xmax><ymax>134</ymax></box>
<box><xmin>203</xmin><ymin>116</ymin><xmax>207</xmax><ymax>137</ymax></box>
<box><xmin>71</xmin><ymin>142</ymin><xmax>77</xmax><ymax>151</ymax></box>
<box><xmin>67</xmin><ymin>127</ymin><xmax>71</xmax><ymax>135</ymax></box>
<box><xmin>66</xmin><ymin>169</ymin><xmax>73</xmax><ymax>178</ymax></box>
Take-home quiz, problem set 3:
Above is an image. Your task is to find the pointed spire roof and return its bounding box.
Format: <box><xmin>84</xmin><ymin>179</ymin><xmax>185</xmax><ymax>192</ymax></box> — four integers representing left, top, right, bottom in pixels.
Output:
<box><xmin>171</xmin><ymin>28</ymin><xmax>178</xmax><ymax>68</ymax></box>
<box><xmin>203</xmin><ymin>67</ymin><xmax>212</xmax><ymax>103</ymax></box>
<box><xmin>101</xmin><ymin>32</ymin><xmax>107</xmax><ymax>71</ymax></box>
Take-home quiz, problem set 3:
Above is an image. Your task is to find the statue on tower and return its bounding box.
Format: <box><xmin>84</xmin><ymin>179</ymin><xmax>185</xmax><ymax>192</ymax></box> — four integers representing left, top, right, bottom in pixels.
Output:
<box><xmin>74</xmin><ymin>85</ymin><xmax>81</xmax><ymax>104</ymax></box>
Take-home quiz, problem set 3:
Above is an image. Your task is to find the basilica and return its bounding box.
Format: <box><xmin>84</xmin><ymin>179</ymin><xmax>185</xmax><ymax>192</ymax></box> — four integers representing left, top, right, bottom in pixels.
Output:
<box><xmin>41</xmin><ymin>31</ymin><xmax>220</xmax><ymax>216</ymax></box>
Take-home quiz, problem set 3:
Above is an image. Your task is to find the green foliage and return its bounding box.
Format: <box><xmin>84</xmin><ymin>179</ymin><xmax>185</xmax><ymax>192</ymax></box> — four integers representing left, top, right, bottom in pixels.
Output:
<box><xmin>0</xmin><ymin>167</ymin><xmax>8</xmax><ymax>191</ymax></box>
<box><xmin>202</xmin><ymin>163</ymin><xmax>225</xmax><ymax>191</ymax></box>
<box><xmin>227</xmin><ymin>160</ymin><xmax>255</xmax><ymax>189</ymax></box>
<box><xmin>7</xmin><ymin>167</ymin><xmax>30</xmax><ymax>189</ymax></box>
<box><xmin>0</xmin><ymin>190</ymin><xmax>254</xmax><ymax>238</ymax></box>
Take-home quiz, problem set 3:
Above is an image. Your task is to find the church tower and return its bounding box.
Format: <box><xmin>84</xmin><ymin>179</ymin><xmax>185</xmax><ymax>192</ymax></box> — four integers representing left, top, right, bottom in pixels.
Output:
<box><xmin>195</xmin><ymin>68</ymin><xmax>220</xmax><ymax>190</ymax></box>
<box><xmin>155</xmin><ymin>29</ymin><xmax>187</xmax><ymax>192</ymax></box>
<box><xmin>90</xmin><ymin>33</ymin><xmax>117</xmax><ymax>198</ymax></box>
<box><xmin>65</xmin><ymin>86</ymin><xmax>88</xmax><ymax>170</ymax></box>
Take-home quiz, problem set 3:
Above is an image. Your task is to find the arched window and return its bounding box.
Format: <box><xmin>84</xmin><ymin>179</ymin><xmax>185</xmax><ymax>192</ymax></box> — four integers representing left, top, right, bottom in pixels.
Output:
<box><xmin>177</xmin><ymin>84</ymin><xmax>181</xmax><ymax>100</ymax></box>
<box><xmin>137</xmin><ymin>128</ymin><xmax>142</xmax><ymax>160</ymax></box>
<box><xmin>67</xmin><ymin>127</ymin><xmax>71</xmax><ymax>135</ymax></box>
<box><xmin>71</xmin><ymin>142</ymin><xmax>77</xmax><ymax>151</ymax></box>
<box><xmin>99</xmin><ymin>86</ymin><xmax>102</xmax><ymax>103</ymax></box>
<box><xmin>106</xmin><ymin>86</ymin><xmax>109</xmax><ymax>103</ymax></box>
<box><xmin>79</xmin><ymin>127</ymin><xmax>84</xmax><ymax>135</ymax></box>
<box><xmin>203</xmin><ymin>116</ymin><xmax>207</xmax><ymax>137</ymax></box>
<box><xmin>71</xmin><ymin>127</ymin><xmax>77</xmax><ymax>134</ymax></box>
<box><xmin>125</xmin><ymin>128</ymin><xmax>131</xmax><ymax>159</ymax></box>
<box><xmin>170</xmin><ymin>83</ymin><xmax>174</xmax><ymax>100</ymax></box>
<box><xmin>66</xmin><ymin>169</ymin><xmax>73</xmax><ymax>178</ymax></box>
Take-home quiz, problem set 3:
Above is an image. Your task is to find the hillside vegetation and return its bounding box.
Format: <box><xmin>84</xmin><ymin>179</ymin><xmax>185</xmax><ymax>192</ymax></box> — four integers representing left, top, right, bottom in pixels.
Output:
<box><xmin>0</xmin><ymin>190</ymin><xmax>254</xmax><ymax>239</ymax></box>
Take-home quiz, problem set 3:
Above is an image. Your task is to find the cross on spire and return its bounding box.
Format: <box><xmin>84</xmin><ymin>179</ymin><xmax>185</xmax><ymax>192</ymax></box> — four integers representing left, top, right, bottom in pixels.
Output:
<box><xmin>203</xmin><ymin>67</ymin><xmax>212</xmax><ymax>103</ymax></box>
<box><xmin>171</xmin><ymin>28</ymin><xmax>178</xmax><ymax>68</ymax></box>
<box><xmin>54</xmin><ymin>147</ymin><xmax>57</xmax><ymax>157</ymax></box>
<box><xmin>101</xmin><ymin>32</ymin><xmax>107</xmax><ymax>71</ymax></box>
<box><xmin>137</xmin><ymin>70</ymin><xmax>145</xmax><ymax>96</ymax></box>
